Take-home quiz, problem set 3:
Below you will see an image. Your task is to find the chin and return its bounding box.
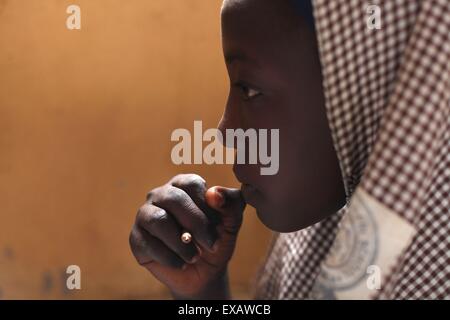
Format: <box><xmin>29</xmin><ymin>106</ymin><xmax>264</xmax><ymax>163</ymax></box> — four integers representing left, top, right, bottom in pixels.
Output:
<box><xmin>255</xmin><ymin>202</ymin><xmax>339</xmax><ymax>233</ymax></box>
<box><xmin>255</xmin><ymin>207</ymin><xmax>312</xmax><ymax>233</ymax></box>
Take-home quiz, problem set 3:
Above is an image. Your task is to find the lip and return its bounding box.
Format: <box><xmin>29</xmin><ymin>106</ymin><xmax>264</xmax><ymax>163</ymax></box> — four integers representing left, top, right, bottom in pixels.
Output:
<box><xmin>240</xmin><ymin>183</ymin><xmax>260</xmax><ymax>207</ymax></box>
<box><xmin>233</xmin><ymin>163</ymin><xmax>253</xmax><ymax>185</ymax></box>
<box><xmin>233</xmin><ymin>164</ymin><xmax>262</xmax><ymax>207</ymax></box>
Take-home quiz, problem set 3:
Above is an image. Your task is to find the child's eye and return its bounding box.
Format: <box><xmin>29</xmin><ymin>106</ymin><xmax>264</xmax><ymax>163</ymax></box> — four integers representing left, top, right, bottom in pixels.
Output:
<box><xmin>244</xmin><ymin>87</ymin><xmax>261</xmax><ymax>99</ymax></box>
<box><xmin>236</xmin><ymin>83</ymin><xmax>262</xmax><ymax>100</ymax></box>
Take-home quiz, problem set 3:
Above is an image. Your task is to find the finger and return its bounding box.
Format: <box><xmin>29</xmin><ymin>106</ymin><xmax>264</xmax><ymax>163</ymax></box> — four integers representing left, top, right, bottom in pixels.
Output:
<box><xmin>148</xmin><ymin>185</ymin><xmax>217</xmax><ymax>250</ymax></box>
<box><xmin>129</xmin><ymin>225</ymin><xmax>185</xmax><ymax>269</ymax></box>
<box><xmin>136</xmin><ymin>203</ymin><xmax>198</xmax><ymax>263</ymax></box>
<box><xmin>205</xmin><ymin>186</ymin><xmax>246</xmax><ymax>235</ymax></box>
<box><xmin>170</xmin><ymin>174</ymin><xmax>221</xmax><ymax>226</ymax></box>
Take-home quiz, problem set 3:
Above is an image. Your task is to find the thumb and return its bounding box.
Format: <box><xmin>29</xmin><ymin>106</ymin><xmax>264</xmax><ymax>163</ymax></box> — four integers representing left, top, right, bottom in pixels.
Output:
<box><xmin>205</xmin><ymin>186</ymin><xmax>246</xmax><ymax>234</ymax></box>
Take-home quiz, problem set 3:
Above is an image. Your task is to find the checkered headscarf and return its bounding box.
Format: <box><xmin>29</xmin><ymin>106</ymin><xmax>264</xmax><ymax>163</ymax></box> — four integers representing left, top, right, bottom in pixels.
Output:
<box><xmin>254</xmin><ymin>0</ymin><xmax>449</xmax><ymax>299</ymax></box>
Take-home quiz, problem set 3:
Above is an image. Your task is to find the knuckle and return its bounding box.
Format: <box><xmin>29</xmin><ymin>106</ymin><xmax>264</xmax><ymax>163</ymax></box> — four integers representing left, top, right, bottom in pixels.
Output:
<box><xmin>186</xmin><ymin>175</ymin><xmax>207</xmax><ymax>193</ymax></box>
<box><xmin>164</xmin><ymin>185</ymin><xmax>185</xmax><ymax>203</ymax></box>
<box><xmin>185</xmin><ymin>174</ymin><xmax>206</xmax><ymax>186</ymax></box>
<box><xmin>142</xmin><ymin>208</ymin><xmax>168</xmax><ymax>231</ymax></box>
<box><xmin>171</xmin><ymin>173</ymin><xmax>186</xmax><ymax>182</ymax></box>
<box><xmin>129</xmin><ymin>227</ymin><xmax>144</xmax><ymax>254</ymax></box>
<box><xmin>173</xmin><ymin>173</ymin><xmax>206</xmax><ymax>189</ymax></box>
<box><xmin>129</xmin><ymin>228</ymin><xmax>155</xmax><ymax>266</ymax></box>
<box><xmin>146</xmin><ymin>186</ymin><xmax>162</xmax><ymax>202</ymax></box>
<box><xmin>128</xmin><ymin>228</ymin><xmax>137</xmax><ymax>248</ymax></box>
<box><xmin>148</xmin><ymin>208</ymin><xmax>169</xmax><ymax>228</ymax></box>
<box><xmin>136</xmin><ymin>203</ymin><xmax>150</xmax><ymax>222</ymax></box>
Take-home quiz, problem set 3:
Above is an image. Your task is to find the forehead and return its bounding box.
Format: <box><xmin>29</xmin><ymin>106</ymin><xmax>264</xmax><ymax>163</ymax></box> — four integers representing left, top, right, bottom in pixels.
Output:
<box><xmin>221</xmin><ymin>0</ymin><xmax>294</xmax><ymax>14</ymax></box>
<box><xmin>221</xmin><ymin>0</ymin><xmax>303</xmax><ymax>68</ymax></box>
<box><xmin>221</xmin><ymin>0</ymin><xmax>297</xmax><ymax>30</ymax></box>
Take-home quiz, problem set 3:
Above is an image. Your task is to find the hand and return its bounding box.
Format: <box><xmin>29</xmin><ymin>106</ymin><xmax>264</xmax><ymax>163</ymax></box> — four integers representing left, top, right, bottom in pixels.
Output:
<box><xmin>129</xmin><ymin>174</ymin><xmax>246</xmax><ymax>299</ymax></box>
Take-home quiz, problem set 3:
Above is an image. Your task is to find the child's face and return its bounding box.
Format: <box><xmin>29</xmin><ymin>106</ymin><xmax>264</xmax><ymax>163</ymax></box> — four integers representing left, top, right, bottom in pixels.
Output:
<box><xmin>219</xmin><ymin>0</ymin><xmax>346</xmax><ymax>232</ymax></box>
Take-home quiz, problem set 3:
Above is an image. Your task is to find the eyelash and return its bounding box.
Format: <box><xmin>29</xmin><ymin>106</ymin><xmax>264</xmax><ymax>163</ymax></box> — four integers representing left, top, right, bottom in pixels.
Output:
<box><xmin>235</xmin><ymin>82</ymin><xmax>262</xmax><ymax>101</ymax></box>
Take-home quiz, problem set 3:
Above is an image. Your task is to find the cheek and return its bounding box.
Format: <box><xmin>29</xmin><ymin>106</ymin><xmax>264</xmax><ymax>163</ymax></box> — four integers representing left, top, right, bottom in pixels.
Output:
<box><xmin>255</xmin><ymin>128</ymin><xmax>306</xmax><ymax>196</ymax></box>
<box><xmin>258</xmin><ymin>170</ymin><xmax>299</xmax><ymax>208</ymax></box>
<box><xmin>252</xmin><ymin>139</ymin><xmax>327</xmax><ymax>232</ymax></box>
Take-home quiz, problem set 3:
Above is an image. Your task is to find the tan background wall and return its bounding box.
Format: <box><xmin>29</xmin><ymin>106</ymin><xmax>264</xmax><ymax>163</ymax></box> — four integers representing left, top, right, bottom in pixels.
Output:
<box><xmin>0</xmin><ymin>0</ymin><xmax>272</xmax><ymax>299</ymax></box>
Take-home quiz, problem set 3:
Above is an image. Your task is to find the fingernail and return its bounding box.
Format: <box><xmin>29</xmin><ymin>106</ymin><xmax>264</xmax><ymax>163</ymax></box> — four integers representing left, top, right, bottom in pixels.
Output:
<box><xmin>182</xmin><ymin>264</ymin><xmax>188</xmax><ymax>271</ymax></box>
<box><xmin>215</xmin><ymin>189</ymin><xmax>224</xmax><ymax>207</ymax></box>
<box><xmin>211</xmin><ymin>242</ymin><xmax>219</xmax><ymax>253</ymax></box>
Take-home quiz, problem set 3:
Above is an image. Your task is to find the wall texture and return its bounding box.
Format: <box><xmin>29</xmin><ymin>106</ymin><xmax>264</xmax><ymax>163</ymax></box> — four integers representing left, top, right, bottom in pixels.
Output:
<box><xmin>0</xmin><ymin>0</ymin><xmax>272</xmax><ymax>299</ymax></box>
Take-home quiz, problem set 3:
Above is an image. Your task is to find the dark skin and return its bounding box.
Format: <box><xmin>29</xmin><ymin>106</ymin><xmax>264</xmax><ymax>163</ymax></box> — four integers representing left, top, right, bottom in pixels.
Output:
<box><xmin>129</xmin><ymin>0</ymin><xmax>346</xmax><ymax>299</ymax></box>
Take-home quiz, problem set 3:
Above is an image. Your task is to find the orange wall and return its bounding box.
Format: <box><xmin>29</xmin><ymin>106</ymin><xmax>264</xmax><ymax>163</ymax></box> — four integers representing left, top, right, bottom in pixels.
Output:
<box><xmin>0</xmin><ymin>0</ymin><xmax>271</xmax><ymax>299</ymax></box>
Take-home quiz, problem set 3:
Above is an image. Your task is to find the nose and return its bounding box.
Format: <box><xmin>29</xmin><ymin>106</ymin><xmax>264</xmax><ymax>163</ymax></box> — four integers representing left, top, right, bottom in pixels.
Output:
<box><xmin>217</xmin><ymin>96</ymin><xmax>241</xmax><ymax>148</ymax></box>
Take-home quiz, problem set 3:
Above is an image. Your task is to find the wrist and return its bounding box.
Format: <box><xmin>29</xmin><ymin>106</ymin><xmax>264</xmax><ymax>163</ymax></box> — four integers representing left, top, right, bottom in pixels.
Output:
<box><xmin>171</xmin><ymin>269</ymin><xmax>230</xmax><ymax>300</ymax></box>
